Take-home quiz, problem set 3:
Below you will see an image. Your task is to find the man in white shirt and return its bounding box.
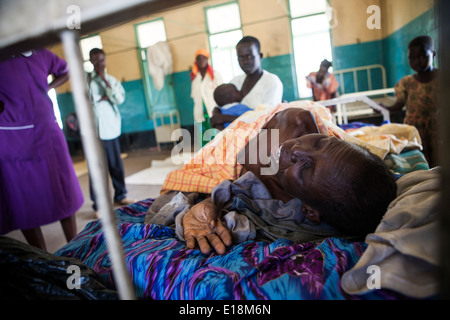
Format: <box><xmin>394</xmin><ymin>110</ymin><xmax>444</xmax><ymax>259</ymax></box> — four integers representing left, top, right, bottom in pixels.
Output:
<box><xmin>210</xmin><ymin>36</ymin><xmax>283</xmax><ymax>129</ymax></box>
<box><xmin>88</xmin><ymin>48</ymin><xmax>135</xmax><ymax>212</ymax></box>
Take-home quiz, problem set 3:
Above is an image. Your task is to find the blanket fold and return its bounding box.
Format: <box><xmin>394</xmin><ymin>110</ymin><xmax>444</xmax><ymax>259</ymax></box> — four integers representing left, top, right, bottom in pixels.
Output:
<box><xmin>344</xmin><ymin>123</ymin><xmax>422</xmax><ymax>159</ymax></box>
<box><xmin>213</xmin><ymin>172</ymin><xmax>340</xmax><ymax>243</ymax></box>
<box><xmin>341</xmin><ymin>168</ymin><xmax>440</xmax><ymax>299</ymax></box>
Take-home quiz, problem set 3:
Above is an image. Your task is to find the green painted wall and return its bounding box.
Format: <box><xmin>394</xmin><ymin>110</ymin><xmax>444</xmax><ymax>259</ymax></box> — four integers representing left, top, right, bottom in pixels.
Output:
<box><xmin>331</xmin><ymin>7</ymin><xmax>437</xmax><ymax>92</ymax></box>
<box><xmin>332</xmin><ymin>40</ymin><xmax>384</xmax><ymax>70</ymax></box>
<box><xmin>332</xmin><ymin>40</ymin><xmax>385</xmax><ymax>94</ymax></box>
<box><xmin>57</xmin><ymin>79</ymin><xmax>154</xmax><ymax>136</ymax></box>
<box><xmin>262</xmin><ymin>54</ymin><xmax>297</xmax><ymax>102</ymax></box>
<box><xmin>382</xmin><ymin>8</ymin><xmax>438</xmax><ymax>87</ymax></box>
<box><xmin>172</xmin><ymin>70</ymin><xmax>194</xmax><ymax>126</ymax></box>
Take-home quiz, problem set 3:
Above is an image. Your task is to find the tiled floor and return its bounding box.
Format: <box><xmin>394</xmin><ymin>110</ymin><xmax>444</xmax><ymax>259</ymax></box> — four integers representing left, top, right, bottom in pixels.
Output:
<box><xmin>3</xmin><ymin>147</ymin><xmax>172</xmax><ymax>253</ymax></box>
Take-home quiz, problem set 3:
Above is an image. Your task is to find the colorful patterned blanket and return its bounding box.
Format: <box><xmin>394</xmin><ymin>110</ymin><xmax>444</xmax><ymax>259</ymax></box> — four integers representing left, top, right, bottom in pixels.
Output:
<box><xmin>55</xmin><ymin>199</ymin><xmax>409</xmax><ymax>300</ymax></box>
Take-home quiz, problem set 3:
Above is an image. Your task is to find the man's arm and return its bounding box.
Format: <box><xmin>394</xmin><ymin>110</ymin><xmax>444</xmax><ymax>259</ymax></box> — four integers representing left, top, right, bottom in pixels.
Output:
<box><xmin>104</xmin><ymin>75</ymin><xmax>126</xmax><ymax>105</ymax></box>
<box><xmin>380</xmin><ymin>100</ymin><xmax>405</xmax><ymax>112</ymax></box>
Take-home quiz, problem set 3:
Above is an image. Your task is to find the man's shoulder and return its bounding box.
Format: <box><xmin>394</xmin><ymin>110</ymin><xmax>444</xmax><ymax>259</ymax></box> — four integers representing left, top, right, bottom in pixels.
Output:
<box><xmin>261</xmin><ymin>70</ymin><xmax>282</xmax><ymax>88</ymax></box>
<box><xmin>230</xmin><ymin>73</ymin><xmax>246</xmax><ymax>83</ymax></box>
<box><xmin>262</xmin><ymin>70</ymin><xmax>282</xmax><ymax>82</ymax></box>
<box><xmin>103</xmin><ymin>72</ymin><xmax>120</xmax><ymax>83</ymax></box>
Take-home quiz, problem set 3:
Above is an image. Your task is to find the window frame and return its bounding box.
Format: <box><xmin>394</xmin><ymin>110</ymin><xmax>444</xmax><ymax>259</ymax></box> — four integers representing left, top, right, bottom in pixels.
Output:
<box><xmin>134</xmin><ymin>18</ymin><xmax>169</xmax><ymax>116</ymax></box>
<box><xmin>79</xmin><ymin>33</ymin><xmax>103</xmax><ymax>73</ymax></box>
<box><xmin>204</xmin><ymin>1</ymin><xmax>244</xmax><ymax>82</ymax></box>
<box><xmin>288</xmin><ymin>0</ymin><xmax>334</xmax><ymax>99</ymax></box>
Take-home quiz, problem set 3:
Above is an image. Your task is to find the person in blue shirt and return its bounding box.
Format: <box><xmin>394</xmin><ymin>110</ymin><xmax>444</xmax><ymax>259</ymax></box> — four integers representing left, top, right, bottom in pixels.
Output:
<box><xmin>211</xmin><ymin>83</ymin><xmax>253</xmax><ymax>130</ymax></box>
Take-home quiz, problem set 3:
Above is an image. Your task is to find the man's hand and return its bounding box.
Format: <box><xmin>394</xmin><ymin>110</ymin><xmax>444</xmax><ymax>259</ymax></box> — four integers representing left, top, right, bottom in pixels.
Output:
<box><xmin>97</xmin><ymin>69</ymin><xmax>111</xmax><ymax>88</ymax></box>
<box><xmin>183</xmin><ymin>200</ymin><xmax>232</xmax><ymax>255</ymax></box>
<box><xmin>98</xmin><ymin>95</ymin><xmax>109</xmax><ymax>102</ymax></box>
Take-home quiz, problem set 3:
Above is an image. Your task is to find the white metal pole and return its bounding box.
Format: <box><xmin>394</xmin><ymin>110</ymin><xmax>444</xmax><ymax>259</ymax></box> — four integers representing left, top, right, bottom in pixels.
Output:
<box><xmin>60</xmin><ymin>30</ymin><xmax>136</xmax><ymax>300</ymax></box>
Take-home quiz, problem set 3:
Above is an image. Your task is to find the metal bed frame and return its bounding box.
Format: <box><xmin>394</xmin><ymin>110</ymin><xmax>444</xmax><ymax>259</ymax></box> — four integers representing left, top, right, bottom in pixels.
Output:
<box><xmin>318</xmin><ymin>88</ymin><xmax>394</xmax><ymax>125</ymax></box>
<box><xmin>333</xmin><ymin>64</ymin><xmax>388</xmax><ymax>95</ymax></box>
<box><xmin>326</xmin><ymin>64</ymin><xmax>394</xmax><ymax>125</ymax></box>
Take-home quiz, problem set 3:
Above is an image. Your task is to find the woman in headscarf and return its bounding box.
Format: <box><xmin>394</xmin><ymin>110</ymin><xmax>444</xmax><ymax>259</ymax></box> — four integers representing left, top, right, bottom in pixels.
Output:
<box><xmin>190</xmin><ymin>49</ymin><xmax>223</xmax><ymax>148</ymax></box>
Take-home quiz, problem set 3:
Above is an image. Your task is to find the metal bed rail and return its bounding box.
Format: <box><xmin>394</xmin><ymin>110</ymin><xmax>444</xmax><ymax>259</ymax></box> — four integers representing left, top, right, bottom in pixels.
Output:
<box><xmin>318</xmin><ymin>88</ymin><xmax>394</xmax><ymax>124</ymax></box>
<box><xmin>334</xmin><ymin>64</ymin><xmax>388</xmax><ymax>95</ymax></box>
<box><xmin>61</xmin><ymin>30</ymin><xmax>136</xmax><ymax>300</ymax></box>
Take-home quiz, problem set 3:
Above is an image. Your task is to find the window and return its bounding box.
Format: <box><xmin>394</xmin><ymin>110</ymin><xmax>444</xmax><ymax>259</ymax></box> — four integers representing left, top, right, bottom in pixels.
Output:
<box><xmin>136</xmin><ymin>19</ymin><xmax>167</xmax><ymax>49</ymax></box>
<box><xmin>289</xmin><ymin>0</ymin><xmax>333</xmax><ymax>99</ymax></box>
<box><xmin>79</xmin><ymin>34</ymin><xmax>103</xmax><ymax>72</ymax></box>
<box><xmin>48</xmin><ymin>75</ymin><xmax>63</xmax><ymax>129</ymax></box>
<box><xmin>205</xmin><ymin>2</ymin><xmax>243</xmax><ymax>82</ymax></box>
<box><xmin>49</xmin><ymin>35</ymin><xmax>102</xmax><ymax>131</ymax></box>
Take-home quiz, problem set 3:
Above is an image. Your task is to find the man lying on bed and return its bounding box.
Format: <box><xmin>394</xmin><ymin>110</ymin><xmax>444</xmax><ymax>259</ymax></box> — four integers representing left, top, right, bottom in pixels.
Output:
<box><xmin>146</xmin><ymin>103</ymin><xmax>397</xmax><ymax>255</ymax></box>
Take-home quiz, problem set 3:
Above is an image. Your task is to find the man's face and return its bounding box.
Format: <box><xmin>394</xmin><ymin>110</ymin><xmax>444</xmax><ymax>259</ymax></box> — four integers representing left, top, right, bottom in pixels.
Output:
<box><xmin>90</xmin><ymin>52</ymin><xmax>106</xmax><ymax>74</ymax></box>
<box><xmin>408</xmin><ymin>45</ymin><xmax>435</xmax><ymax>73</ymax></box>
<box><xmin>195</xmin><ymin>54</ymin><xmax>209</xmax><ymax>69</ymax></box>
<box><xmin>275</xmin><ymin>134</ymin><xmax>362</xmax><ymax>206</ymax></box>
<box><xmin>236</xmin><ymin>42</ymin><xmax>262</xmax><ymax>75</ymax></box>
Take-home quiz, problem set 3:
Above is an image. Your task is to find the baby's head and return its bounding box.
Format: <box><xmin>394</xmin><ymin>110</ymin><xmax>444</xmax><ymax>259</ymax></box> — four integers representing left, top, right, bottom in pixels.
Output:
<box><xmin>214</xmin><ymin>84</ymin><xmax>243</xmax><ymax>107</ymax></box>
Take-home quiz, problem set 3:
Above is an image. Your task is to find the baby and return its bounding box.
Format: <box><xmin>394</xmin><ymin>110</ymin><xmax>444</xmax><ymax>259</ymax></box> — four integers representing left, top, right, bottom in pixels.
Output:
<box><xmin>212</xmin><ymin>83</ymin><xmax>252</xmax><ymax>130</ymax></box>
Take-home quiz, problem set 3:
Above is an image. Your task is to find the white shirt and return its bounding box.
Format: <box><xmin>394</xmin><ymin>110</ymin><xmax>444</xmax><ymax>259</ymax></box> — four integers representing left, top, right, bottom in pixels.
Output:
<box><xmin>89</xmin><ymin>71</ymin><xmax>126</xmax><ymax>140</ymax></box>
<box><xmin>191</xmin><ymin>71</ymin><xmax>223</xmax><ymax>122</ymax></box>
<box><xmin>230</xmin><ymin>70</ymin><xmax>283</xmax><ymax>110</ymax></box>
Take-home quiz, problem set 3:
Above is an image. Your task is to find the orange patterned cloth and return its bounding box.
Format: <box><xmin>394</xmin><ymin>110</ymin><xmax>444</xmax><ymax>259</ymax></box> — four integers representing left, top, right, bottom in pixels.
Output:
<box><xmin>161</xmin><ymin>101</ymin><xmax>345</xmax><ymax>194</ymax></box>
<box><xmin>343</xmin><ymin>123</ymin><xmax>423</xmax><ymax>159</ymax></box>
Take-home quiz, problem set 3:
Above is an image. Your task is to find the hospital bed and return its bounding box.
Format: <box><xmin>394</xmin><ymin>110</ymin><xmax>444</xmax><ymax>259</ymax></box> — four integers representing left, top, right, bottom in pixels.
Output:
<box><xmin>321</xmin><ymin>64</ymin><xmax>395</xmax><ymax>125</ymax></box>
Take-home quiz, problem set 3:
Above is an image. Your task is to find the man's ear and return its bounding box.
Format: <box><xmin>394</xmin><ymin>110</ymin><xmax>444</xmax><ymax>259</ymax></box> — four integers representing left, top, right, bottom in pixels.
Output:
<box><xmin>301</xmin><ymin>203</ymin><xmax>320</xmax><ymax>224</ymax></box>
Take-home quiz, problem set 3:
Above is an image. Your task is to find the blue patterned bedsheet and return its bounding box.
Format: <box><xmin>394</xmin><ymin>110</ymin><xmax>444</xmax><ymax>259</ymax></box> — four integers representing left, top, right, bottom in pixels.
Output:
<box><xmin>54</xmin><ymin>199</ymin><xmax>407</xmax><ymax>300</ymax></box>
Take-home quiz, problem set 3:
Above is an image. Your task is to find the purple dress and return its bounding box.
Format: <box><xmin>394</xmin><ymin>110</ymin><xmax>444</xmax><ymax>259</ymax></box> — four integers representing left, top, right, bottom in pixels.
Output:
<box><xmin>0</xmin><ymin>49</ymin><xmax>84</xmax><ymax>234</ymax></box>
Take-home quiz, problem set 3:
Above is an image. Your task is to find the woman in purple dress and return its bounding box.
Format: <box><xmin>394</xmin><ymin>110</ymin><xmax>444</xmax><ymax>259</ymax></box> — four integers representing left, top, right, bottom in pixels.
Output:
<box><xmin>0</xmin><ymin>49</ymin><xmax>84</xmax><ymax>251</ymax></box>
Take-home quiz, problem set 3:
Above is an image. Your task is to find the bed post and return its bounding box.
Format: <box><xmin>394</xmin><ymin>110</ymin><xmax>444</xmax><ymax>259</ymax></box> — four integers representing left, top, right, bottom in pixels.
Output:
<box><xmin>437</xmin><ymin>0</ymin><xmax>450</xmax><ymax>299</ymax></box>
<box><xmin>60</xmin><ymin>30</ymin><xmax>136</xmax><ymax>300</ymax></box>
